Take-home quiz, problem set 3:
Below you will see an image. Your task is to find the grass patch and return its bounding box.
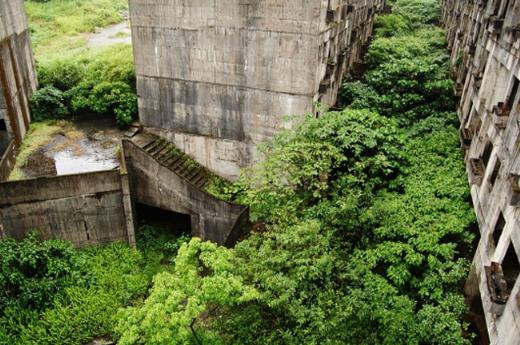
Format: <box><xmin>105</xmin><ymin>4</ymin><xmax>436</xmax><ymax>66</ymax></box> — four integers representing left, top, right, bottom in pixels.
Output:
<box><xmin>25</xmin><ymin>0</ymin><xmax>129</xmax><ymax>60</ymax></box>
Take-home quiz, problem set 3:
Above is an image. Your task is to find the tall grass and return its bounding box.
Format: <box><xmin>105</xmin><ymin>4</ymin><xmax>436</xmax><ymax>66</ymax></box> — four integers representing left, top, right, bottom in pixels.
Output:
<box><xmin>24</xmin><ymin>0</ymin><xmax>129</xmax><ymax>59</ymax></box>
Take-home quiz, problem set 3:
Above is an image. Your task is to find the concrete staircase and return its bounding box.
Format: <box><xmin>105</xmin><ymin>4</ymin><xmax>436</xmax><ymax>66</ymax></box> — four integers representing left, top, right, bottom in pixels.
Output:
<box><xmin>135</xmin><ymin>135</ymin><xmax>210</xmax><ymax>190</ymax></box>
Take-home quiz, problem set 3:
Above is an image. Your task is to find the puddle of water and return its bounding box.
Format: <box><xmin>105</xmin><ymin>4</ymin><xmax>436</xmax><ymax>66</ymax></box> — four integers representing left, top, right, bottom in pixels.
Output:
<box><xmin>21</xmin><ymin>116</ymin><xmax>124</xmax><ymax>179</ymax></box>
<box><xmin>54</xmin><ymin>150</ymin><xmax>119</xmax><ymax>175</ymax></box>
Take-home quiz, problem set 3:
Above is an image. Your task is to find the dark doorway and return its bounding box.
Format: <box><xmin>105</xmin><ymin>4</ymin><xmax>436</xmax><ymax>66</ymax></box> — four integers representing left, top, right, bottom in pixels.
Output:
<box><xmin>135</xmin><ymin>203</ymin><xmax>192</xmax><ymax>237</ymax></box>
<box><xmin>466</xmin><ymin>294</ymin><xmax>490</xmax><ymax>345</ymax></box>
<box><xmin>492</xmin><ymin>213</ymin><xmax>506</xmax><ymax>249</ymax></box>
<box><xmin>502</xmin><ymin>242</ymin><xmax>520</xmax><ymax>293</ymax></box>
<box><xmin>0</xmin><ymin>118</ymin><xmax>8</xmax><ymax>155</ymax></box>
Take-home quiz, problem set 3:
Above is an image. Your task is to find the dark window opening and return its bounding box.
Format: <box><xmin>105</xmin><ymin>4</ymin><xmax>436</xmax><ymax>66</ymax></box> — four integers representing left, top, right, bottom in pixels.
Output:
<box><xmin>492</xmin><ymin>213</ymin><xmax>506</xmax><ymax>248</ymax></box>
<box><xmin>499</xmin><ymin>0</ymin><xmax>510</xmax><ymax>19</ymax></box>
<box><xmin>135</xmin><ymin>203</ymin><xmax>192</xmax><ymax>240</ymax></box>
<box><xmin>494</xmin><ymin>0</ymin><xmax>502</xmax><ymax>15</ymax></box>
<box><xmin>0</xmin><ymin>119</ymin><xmax>8</xmax><ymax>154</ymax></box>
<box><xmin>466</xmin><ymin>294</ymin><xmax>490</xmax><ymax>345</ymax></box>
<box><xmin>482</xmin><ymin>142</ymin><xmax>493</xmax><ymax>167</ymax></box>
<box><xmin>350</xmin><ymin>30</ymin><xmax>358</xmax><ymax>46</ymax></box>
<box><xmin>489</xmin><ymin>158</ymin><xmax>501</xmax><ymax>187</ymax></box>
<box><xmin>501</xmin><ymin>242</ymin><xmax>520</xmax><ymax>293</ymax></box>
<box><xmin>507</xmin><ymin>77</ymin><xmax>519</xmax><ymax>110</ymax></box>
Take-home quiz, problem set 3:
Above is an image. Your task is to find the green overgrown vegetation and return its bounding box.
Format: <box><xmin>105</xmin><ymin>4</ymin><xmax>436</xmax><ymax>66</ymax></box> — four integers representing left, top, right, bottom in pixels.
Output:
<box><xmin>30</xmin><ymin>45</ymin><xmax>137</xmax><ymax>127</ymax></box>
<box><xmin>25</xmin><ymin>0</ymin><xmax>136</xmax><ymax>127</ymax></box>
<box><xmin>2</xmin><ymin>0</ymin><xmax>476</xmax><ymax>343</ymax></box>
<box><xmin>0</xmin><ymin>228</ymin><xmax>189</xmax><ymax>345</ymax></box>
<box><xmin>114</xmin><ymin>1</ymin><xmax>476</xmax><ymax>344</ymax></box>
<box><xmin>25</xmin><ymin>0</ymin><xmax>128</xmax><ymax>58</ymax></box>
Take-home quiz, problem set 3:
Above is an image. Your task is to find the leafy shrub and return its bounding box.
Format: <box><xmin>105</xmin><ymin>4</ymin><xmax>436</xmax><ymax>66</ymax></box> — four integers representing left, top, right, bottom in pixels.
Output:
<box><xmin>31</xmin><ymin>45</ymin><xmax>137</xmax><ymax>127</ymax></box>
<box><xmin>136</xmin><ymin>225</ymin><xmax>190</xmax><ymax>262</ymax></box>
<box><xmin>17</xmin><ymin>243</ymin><xmax>149</xmax><ymax>345</ymax></box>
<box><xmin>394</xmin><ymin>0</ymin><xmax>441</xmax><ymax>28</ymax></box>
<box><xmin>116</xmin><ymin>238</ymin><xmax>258</xmax><ymax>345</ymax></box>
<box><xmin>365</xmin><ymin>28</ymin><xmax>447</xmax><ymax>67</ymax></box>
<box><xmin>71</xmin><ymin>81</ymin><xmax>136</xmax><ymax>128</ymax></box>
<box><xmin>36</xmin><ymin>59</ymin><xmax>85</xmax><ymax>91</ymax></box>
<box><xmin>0</xmin><ymin>232</ymin><xmax>87</xmax><ymax>315</ymax></box>
<box><xmin>29</xmin><ymin>86</ymin><xmax>70</xmax><ymax>120</ymax></box>
<box><xmin>232</xmin><ymin>108</ymin><xmax>403</xmax><ymax>224</ymax></box>
<box><xmin>374</xmin><ymin>13</ymin><xmax>411</xmax><ymax>37</ymax></box>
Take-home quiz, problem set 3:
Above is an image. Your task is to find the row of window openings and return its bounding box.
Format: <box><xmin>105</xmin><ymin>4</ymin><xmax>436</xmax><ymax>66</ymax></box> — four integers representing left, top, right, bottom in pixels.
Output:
<box><xmin>467</xmin><ymin>73</ymin><xmax>518</xmax><ymax>186</ymax></box>
<box><xmin>475</xmin><ymin>141</ymin><xmax>519</xmax><ymax>310</ymax></box>
<box><xmin>462</xmin><ymin>76</ymin><xmax>518</xmax><ymax>150</ymax></box>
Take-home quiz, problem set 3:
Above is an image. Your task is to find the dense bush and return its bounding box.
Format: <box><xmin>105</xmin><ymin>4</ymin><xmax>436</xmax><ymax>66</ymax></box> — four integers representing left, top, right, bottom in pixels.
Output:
<box><xmin>0</xmin><ymin>232</ymin><xmax>87</xmax><ymax>314</ymax></box>
<box><xmin>30</xmin><ymin>45</ymin><xmax>137</xmax><ymax>127</ymax></box>
<box><xmin>373</xmin><ymin>13</ymin><xmax>411</xmax><ymax>37</ymax></box>
<box><xmin>342</xmin><ymin>24</ymin><xmax>454</xmax><ymax>124</ymax></box>
<box><xmin>29</xmin><ymin>85</ymin><xmax>70</xmax><ymax>120</ymax></box>
<box><xmin>393</xmin><ymin>0</ymin><xmax>441</xmax><ymax>28</ymax></box>
<box><xmin>0</xmin><ymin>225</ymin><xmax>187</xmax><ymax>345</ymax></box>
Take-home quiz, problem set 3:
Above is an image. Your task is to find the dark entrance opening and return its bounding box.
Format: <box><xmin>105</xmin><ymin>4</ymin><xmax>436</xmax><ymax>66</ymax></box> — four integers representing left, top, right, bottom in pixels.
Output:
<box><xmin>135</xmin><ymin>203</ymin><xmax>192</xmax><ymax>238</ymax></box>
<box><xmin>0</xmin><ymin>118</ymin><xmax>8</xmax><ymax>155</ymax></box>
<box><xmin>492</xmin><ymin>212</ymin><xmax>506</xmax><ymax>250</ymax></box>
<box><xmin>502</xmin><ymin>242</ymin><xmax>520</xmax><ymax>293</ymax></box>
<box><xmin>466</xmin><ymin>294</ymin><xmax>490</xmax><ymax>345</ymax></box>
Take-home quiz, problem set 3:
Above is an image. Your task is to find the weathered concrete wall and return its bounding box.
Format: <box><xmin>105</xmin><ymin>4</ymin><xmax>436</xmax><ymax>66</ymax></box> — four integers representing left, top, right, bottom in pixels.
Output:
<box><xmin>0</xmin><ymin>139</ymin><xmax>16</xmax><ymax>181</ymax></box>
<box><xmin>0</xmin><ymin>0</ymin><xmax>37</xmax><ymax>147</ymax></box>
<box><xmin>123</xmin><ymin>138</ymin><xmax>247</xmax><ymax>245</ymax></box>
<box><xmin>0</xmin><ymin>170</ymin><xmax>136</xmax><ymax>247</ymax></box>
<box><xmin>129</xmin><ymin>0</ymin><xmax>383</xmax><ymax>179</ymax></box>
<box><xmin>442</xmin><ymin>0</ymin><xmax>520</xmax><ymax>343</ymax></box>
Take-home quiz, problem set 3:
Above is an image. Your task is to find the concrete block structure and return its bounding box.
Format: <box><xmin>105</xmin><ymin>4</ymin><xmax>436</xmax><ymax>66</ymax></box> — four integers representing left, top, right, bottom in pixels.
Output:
<box><xmin>129</xmin><ymin>0</ymin><xmax>384</xmax><ymax>179</ymax></box>
<box><xmin>442</xmin><ymin>0</ymin><xmax>520</xmax><ymax>343</ymax></box>
<box><xmin>0</xmin><ymin>0</ymin><xmax>37</xmax><ymax>155</ymax></box>
<box><xmin>0</xmin><ymin>170</ymin><xmax>136</xmax><ymax>247</ymax></box>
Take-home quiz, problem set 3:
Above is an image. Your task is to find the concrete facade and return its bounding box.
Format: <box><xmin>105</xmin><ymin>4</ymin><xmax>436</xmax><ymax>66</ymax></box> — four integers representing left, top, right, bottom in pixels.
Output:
<box><xmin>0</xmin><ymin>170</ymin><xmax>136</xmax><ymax>247</ymax></box>
<box><xmin>0</xmin><ymin>0</ymin><xmax>37</xmax><ymax>152</ymax></box>
<box><xmin>442</xmin><ymin>0</ymin><xmax>520</xmax><ymax>343</ymax></box>
<box><xmin>129</xmin><ymin>0</ymin><xmax>383</xmax><ymax>179</ymax></box>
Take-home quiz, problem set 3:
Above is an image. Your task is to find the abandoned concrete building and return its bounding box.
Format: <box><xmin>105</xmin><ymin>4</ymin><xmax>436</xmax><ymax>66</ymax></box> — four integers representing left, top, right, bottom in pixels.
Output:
<box><xmin>5</xmin><ymin>0</ymin><xmax>520</xmax><ymax>341</ymax></box>
<box><xmin>0</xmin><ymin>0</ymin><xmax>37</xmax><ymax>180</ymax></box>
<box><xmin>442</xmin><ymin>0</ymin><xmax>520</xmax><ymax>342</ymax></box>
<box><xmin>128</xmin><ymin>0</ymin><xmax>384</xmax><ymax>179</ymax></box>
